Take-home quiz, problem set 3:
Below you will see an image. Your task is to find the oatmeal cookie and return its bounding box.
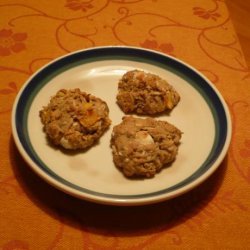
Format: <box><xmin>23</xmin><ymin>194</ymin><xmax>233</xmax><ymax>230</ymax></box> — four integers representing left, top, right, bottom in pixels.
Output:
<box><xmin>40</xmin><ymin>88</ymin><xmax>111</xmax><ymax>150</ymax></box>
<box><xmin>111</xmin><ymin>116</ymin><xmax>182</xmax><ymax>178</ymax></box>
<box><xmin>116</xmin><ymin>70</ymin><xmax>180</xmax><ymax>115</ymax></box>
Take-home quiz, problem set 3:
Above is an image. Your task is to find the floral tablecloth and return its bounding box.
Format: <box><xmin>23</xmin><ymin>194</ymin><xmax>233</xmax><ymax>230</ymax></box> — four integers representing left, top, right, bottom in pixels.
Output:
<box><xmin>1</xmin><ymin>0</ymin><xmax>250</xmax><ymax>249</ymax></box>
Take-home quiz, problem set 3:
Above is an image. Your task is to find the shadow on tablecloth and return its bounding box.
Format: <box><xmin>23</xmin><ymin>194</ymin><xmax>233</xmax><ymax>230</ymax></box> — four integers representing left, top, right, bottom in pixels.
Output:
<box><xmin>9</xmin><ymin>136</ymin><xmax>227</xmax><ymax>237</ymax></box>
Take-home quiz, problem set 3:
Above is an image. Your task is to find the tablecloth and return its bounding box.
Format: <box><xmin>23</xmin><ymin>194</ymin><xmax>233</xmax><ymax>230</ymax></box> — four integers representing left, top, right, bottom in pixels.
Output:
<box><xmin>0</xmin><ymin>0</ymin><xmax>250</xmax><ymax>249</ymax></box>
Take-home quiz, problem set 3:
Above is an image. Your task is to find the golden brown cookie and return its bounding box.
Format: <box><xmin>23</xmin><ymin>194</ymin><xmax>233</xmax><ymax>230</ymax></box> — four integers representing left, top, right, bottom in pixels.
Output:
<box><xmin>40</xmin><ymin>88</ymin><xmax>111</xmax><ymax>150</ymax></box>
<box><xmin>116</xmin><ymin>70</ymin><xmax>180</xmax><ymax>115</ymax></box>
<box><xmin>111</xmin><ymin>116</ymin><xmax>182</xmax><ymax>178</ymax></box>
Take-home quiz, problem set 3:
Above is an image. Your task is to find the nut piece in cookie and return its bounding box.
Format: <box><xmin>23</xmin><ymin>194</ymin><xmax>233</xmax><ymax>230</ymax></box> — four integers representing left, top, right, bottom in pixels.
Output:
<box><xmin>111</xmin><ymin>116</ymin><xmax>182</xmax><ymax>178</ymax></box>
<box><xmin>116</xmin><ymin>70</ymin><xmax>180</xmax><ymax>115</ymax></box>
<box><xmin>40</xmin><ymin>88</ymin><xmax>111</xmax><ymax>150</ymax></box>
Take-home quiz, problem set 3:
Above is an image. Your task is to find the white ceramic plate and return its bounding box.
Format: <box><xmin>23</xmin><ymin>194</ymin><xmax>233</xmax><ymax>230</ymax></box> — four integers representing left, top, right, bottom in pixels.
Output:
<box><xmin>12</xmin><ymin>46</ymin><xmax>231</xmax><ymax>206</ymax></box>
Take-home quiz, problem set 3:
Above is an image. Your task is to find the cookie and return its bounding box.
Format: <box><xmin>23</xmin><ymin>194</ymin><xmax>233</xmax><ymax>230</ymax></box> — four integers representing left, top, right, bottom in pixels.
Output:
<box><xmin>116</xmin><ymin>70</ymin><xmax>180</xmax><ymax>115</ymax></box>
<box><xmin>111</xmin><ymin>116</ymin><xmax>182</xmax><ymax>178</ymax></box>
<box><xmin>40</xmin><ymin>88</ymin><xmax>111</xmax><ymax>150</ymax></box>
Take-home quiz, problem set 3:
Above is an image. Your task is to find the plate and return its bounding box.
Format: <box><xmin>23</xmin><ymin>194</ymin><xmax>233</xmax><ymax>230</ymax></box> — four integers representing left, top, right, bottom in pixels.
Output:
<box><xmin>12</xmin><ymin>46</ymin><xmax>231</xmax><ymax>206</ymax></box>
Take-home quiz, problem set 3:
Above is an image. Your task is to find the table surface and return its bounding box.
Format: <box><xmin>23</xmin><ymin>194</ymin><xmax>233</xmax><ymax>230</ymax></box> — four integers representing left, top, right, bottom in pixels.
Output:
<box><xmin>1</xmin><ymin>0</ymin><xmax>250</xmax><ymax>249</ymax></box>
<box><xmin>226</xmin><ymin>0</ymin><xmax>250</xmax><ymax>68</ymax></box>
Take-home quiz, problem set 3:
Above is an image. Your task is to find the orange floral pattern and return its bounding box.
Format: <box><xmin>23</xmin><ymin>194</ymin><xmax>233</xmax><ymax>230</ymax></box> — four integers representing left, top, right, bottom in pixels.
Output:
<box><xmin>240</xmin><ymin>139</ymin><xmax>250</xmax><ymax>158</ymax></box>
<box><xmin>0</xmin><ymin>0</ymin><xmax>250</xmax><ymax>249</ymax></box>
<box><xmin>0</xmin><ymin>81</ymin><xmax>19</xmax><ymax>113</ymax></box>
<box><xmin>0</xmin><ymin>29</ymin><xmax>27</xmax><ymax>56</ymax></box>
<box><xmin>0</xmin><ymin>81</ymin><xmax>18</xmax><ymax>95</ymax></box>
<box><xmin>193</xmin><ymin>7</ymin><xmax>221</xmax><ymax>20</ymax></box>
<box><xmin>65</xmin><ymin>0</ymin><xmax>93</xmax><ymax>11</ymax></box>
<box><xmin>140</xmin><ymin>39</ymin><xmax>175</xmax><ymax>56</ymax></box>
<box><xmin>2</xmin><ymin>240</ymin><xmax>29</xmax><ymax>250</ymax></box>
